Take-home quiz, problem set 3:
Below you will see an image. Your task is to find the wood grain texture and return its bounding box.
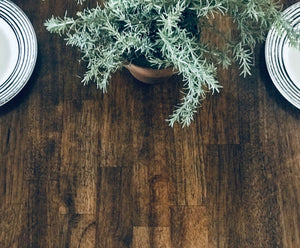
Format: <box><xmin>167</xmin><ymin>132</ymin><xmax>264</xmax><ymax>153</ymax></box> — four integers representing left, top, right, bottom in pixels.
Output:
<box><xmin>0</xmin><ymin>0</ymin><xmax>300</xmax><ymax>247</ymax></box>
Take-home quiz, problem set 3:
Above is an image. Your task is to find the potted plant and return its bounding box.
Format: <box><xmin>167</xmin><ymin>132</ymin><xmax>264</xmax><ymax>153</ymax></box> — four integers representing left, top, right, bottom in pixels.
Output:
<box><xmin>45</xmin><ymin>0</ymin><xmax>299</xmax><ymax>127</ymax></box>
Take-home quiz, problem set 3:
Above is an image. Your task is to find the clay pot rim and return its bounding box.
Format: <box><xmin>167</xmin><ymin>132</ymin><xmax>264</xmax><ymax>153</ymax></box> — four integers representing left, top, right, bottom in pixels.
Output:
<box><xmin>124</xmin><ymin>62</ymin><xmax>177</xmax><ymax>74</ymax></box>
<box><xmin>124</xmin><ymin>62</ymin><xmax>174</xmax><ymax>72</ymax></box>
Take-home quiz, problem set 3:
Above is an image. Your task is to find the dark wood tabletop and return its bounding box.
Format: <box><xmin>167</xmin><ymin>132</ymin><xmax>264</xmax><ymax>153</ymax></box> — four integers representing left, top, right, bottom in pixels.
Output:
<box><xmin>1</xmin><ymin>0</ymin><xmax>300</xmax><ymax>247</ymax></box>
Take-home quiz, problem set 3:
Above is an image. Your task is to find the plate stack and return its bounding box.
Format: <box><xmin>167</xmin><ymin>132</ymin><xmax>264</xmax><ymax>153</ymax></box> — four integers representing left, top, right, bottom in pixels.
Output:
<box><xmin>265</xmin><ymin>2</ymin><xmax>300</xmax><ymax>109</ymax></box>
<box><xmin>0</xmin><ymin>0</ymin><xmax>37</xmax><ymax>106</ymax></box>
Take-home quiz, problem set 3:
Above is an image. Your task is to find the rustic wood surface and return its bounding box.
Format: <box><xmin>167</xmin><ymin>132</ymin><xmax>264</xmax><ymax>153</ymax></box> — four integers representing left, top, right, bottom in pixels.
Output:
<box><xmin>1</xmin><ymin>0</ymin><xmax>300</xmax><ymax>247</ymax></box>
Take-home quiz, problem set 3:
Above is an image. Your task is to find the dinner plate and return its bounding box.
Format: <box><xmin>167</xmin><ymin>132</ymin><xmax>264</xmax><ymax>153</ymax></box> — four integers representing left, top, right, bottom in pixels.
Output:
<box><xmin>265</xmin><ymin>2</ymin><xmax>300</xmax><ymax>109</ymax></box>
<box><xmin>0</xmin><ymin>0</ymin><xmax>37</xmax><ymax>106</ymax></box>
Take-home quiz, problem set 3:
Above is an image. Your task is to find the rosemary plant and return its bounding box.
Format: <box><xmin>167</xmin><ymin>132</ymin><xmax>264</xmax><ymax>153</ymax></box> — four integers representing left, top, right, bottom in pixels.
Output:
<box><xmin>45</xmin><ymin>0</ymin><xmax>299</xmax><ymax>127</ymax></box>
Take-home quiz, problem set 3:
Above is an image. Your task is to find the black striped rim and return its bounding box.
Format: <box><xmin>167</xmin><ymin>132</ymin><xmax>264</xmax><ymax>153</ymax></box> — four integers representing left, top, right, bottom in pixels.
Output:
<box><xmin>265</xmin><ymin>2</ymin><xmax>300</xmax><ymax>109</ymax></box>
<box><xmin>0</xmin><ymin>0</ymin><xmax>37</xmax><ymax>106</ymax></box>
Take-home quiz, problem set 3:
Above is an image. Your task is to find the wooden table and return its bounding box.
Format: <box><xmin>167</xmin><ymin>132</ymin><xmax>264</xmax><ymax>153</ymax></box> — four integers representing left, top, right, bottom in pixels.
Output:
<box><xmin>1</xmin><ymin>0</ymin><xmax>299</xmax><ymax>247</ymax></box>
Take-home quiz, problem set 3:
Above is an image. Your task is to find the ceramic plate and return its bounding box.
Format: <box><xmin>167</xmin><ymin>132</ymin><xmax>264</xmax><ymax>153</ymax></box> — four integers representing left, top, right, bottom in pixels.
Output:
<box><xmin>0</xmin><ymin>0</ymin><xmax>37</xmax><ymax>106</ymax></box>
<box><xmin>265</xmin><ymin>2</ymin><xmax>300</xmax><ymax>109</ymax></box>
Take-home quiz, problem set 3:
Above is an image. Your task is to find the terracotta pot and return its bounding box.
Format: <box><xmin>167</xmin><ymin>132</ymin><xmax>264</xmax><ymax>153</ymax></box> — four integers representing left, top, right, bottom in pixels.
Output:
<box><xmin>124</xmin><ymin>63</ymin><xmax>176</xmax><ymax>84</ymax></box>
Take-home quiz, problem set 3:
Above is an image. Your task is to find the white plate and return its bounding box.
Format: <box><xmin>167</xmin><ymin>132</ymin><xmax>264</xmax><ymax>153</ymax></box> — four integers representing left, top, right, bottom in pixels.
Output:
<box><xmin>0</xmin><ymin>0</ymin><xmax>37</xmax><ymax>106</ymax></box>
<box><xmin>265</xmin><ymin>2</ymin><xmax>300</xmax><ymax>109</ymax></box>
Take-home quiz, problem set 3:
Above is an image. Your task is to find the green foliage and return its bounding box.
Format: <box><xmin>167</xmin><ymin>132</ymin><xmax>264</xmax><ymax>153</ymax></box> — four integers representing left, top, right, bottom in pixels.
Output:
<box><xmin>45</xmin><ymin>0</ymin><xmax>300</xmax><ymax>127</ymax></box>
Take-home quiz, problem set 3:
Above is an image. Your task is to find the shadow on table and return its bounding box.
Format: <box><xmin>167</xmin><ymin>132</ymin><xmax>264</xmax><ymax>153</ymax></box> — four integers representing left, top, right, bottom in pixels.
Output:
<box><xmin>0</xmin><ymin>56</ymin><xmax>41</xmax><ymax>116</ymax></box>
<box><xmin>258</xmin><ymin>44</ymin><xmax>300</xmax><ymax>120</ymax></box>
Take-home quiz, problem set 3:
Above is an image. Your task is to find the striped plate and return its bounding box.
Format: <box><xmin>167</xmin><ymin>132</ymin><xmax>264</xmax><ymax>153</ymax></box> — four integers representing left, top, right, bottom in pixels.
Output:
<box><xmin>0</xmin><ymin>0</ymin><xmax>37</xmax><ymax>106</ymax></box>
<box><xmin>265</xmin><ymin>2</ymin><xmax>300</xmax><ymax>109</ymax></box>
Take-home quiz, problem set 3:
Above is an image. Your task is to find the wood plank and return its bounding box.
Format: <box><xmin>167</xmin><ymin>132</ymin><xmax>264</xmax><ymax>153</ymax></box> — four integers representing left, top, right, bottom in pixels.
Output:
<box><xmin>171</xmin><ymin>206</ymin><xmax>209</xmax><ymax>248</ymax></box>
<box><xmin>96</xmin><ymin>167</ymin><xmax>133</xmax><ymax>248</ymax></box>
